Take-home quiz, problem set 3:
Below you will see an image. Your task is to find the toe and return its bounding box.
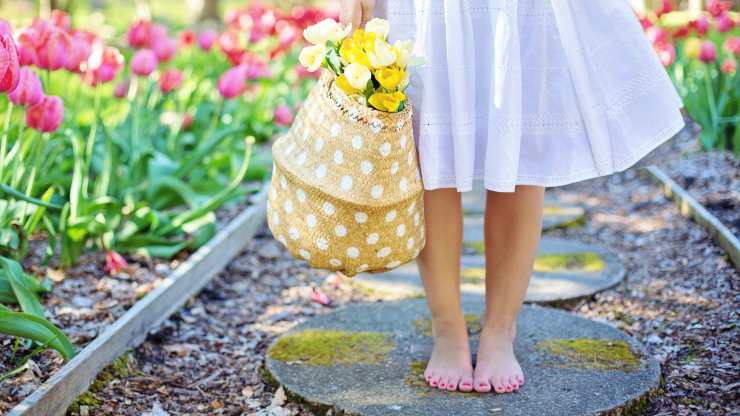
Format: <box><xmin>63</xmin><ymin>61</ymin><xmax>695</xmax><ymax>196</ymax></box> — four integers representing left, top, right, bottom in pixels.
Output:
<box><xmin>459</xmin><ymin>376</ymin><xmax>474</xmax><ymax>392</ymax></box>
<box><xmin>446</xmin><ymin>376</ymin><xmax>460</xmax><ymax>391</ymax></box>
<box><xmin>428</xmin><ymin>375</ymin><xmax>440</xmax><ymax>387</ymax></box>
<box><xmin>493</xmin><ymin>378</ymin><xmax>507</xmax><ymax>393</ymax></box>
<box><xmin>509</xmin><ymin>376</ymin><xmax>520</xmax><ymax>390</ymax></box>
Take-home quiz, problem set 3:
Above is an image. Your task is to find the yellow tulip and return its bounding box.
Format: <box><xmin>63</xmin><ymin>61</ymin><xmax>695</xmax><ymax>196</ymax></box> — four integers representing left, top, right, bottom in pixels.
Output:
<box><xmin>336</xmin><ymin>74</ymin><xmax>360</xmax><ymax>95</ymax></box>
<box><xmin>368</xmin><ymin>91</ymin><xmax>406</xmax><ymax>112</ymax></box>
<box><xmin>684</xmin><ymin>38</ymin><xmax>702</xmax><ymax>59</ymax></box>
<box><xmin>374</xmin><ymin>67</ymin><xmax>405</xmax><ymax>90</ymax></box>
<box><xmin>340</xmin><ymin>39</ymin><xmax>372</xmax><ymax>67</ymax></box>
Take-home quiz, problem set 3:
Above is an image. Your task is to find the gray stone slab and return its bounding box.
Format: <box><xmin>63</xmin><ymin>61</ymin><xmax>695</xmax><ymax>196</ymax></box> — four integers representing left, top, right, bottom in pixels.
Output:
<box><xmin>462</xmin><ymin>190</ymin><xmax>586</xmax><ymax>231</ymax></box>
<box><xmin>354</xmin><ymin>237</ymin><xmax>625</xmax><ymax>304</ymax></box>
<box><xmin>264</xmin><ymin>298</ymin><xmax>661</xmax><ymax>416</ymax></box>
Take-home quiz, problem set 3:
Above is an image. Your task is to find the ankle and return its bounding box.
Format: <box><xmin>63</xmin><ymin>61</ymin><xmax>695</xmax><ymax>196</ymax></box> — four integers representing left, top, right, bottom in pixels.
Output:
<box><xmin>481</xmin><ymin>321</ymin><xmax>517</xmax><ymax>341</ymax></box>
<box><xmin>430</xmin><ymin>315</ymin><xmax>468</xmax><ymax>339</ymax></box>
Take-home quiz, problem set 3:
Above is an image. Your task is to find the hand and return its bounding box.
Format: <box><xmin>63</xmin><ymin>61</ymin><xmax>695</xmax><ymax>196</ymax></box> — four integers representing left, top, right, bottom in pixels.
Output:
<box><xmin>339</xmin><ymin>0</ymin><xmax>376</xmax><ymax>32</ymax></box>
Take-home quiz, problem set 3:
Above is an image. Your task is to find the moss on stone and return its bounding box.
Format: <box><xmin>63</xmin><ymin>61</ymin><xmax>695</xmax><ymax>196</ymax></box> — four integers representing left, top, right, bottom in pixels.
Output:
<box><xmin>413</xmin><ymin>314</ymin><xmax>481</xmax><ymax>337</ymax></box>
<box><xmin>68</xmin><ymin>353</ymin><xmax>131</xmax><ymax>414</ymax></box>
<box><xmin>404</xmin><ymin>360</ymin><xmax>482</xmax><ymax>396</ymax></box>
<box><xmin>460</xmin><ymin>267</ymin><xmax>485</xmax><ymax>284</ymax></box>
<box><xmin>533</xmin><ymin>252</ymin><xmax>605</xmax><ymax>272</ymax></box>
<box><xmin>268</xmin><ymin>329</ymin><xmax>395</xmax><ymax>366</ymax></box>
<box><xmin>535</xmin><ymin>338</ymin><xmax>640</xmax><ymax>372</ymax></box>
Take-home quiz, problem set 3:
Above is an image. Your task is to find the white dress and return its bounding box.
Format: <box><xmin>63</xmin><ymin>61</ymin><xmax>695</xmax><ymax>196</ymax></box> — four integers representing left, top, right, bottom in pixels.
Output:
<box><xmin>375</xmin><ymin>0</ymin><xmax>685</xmax><ymax>192</ymax></box>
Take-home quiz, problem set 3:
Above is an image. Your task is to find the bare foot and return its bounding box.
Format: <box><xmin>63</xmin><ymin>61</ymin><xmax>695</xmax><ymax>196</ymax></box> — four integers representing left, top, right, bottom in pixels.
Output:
<box><xmin>424</xmin><ymin>320</ymin><xmax>475</xmax><ymax>392</ymax></box>
<box><xmin>473</xmin><ymin>324</ymin><xmax>524</xmax><ymax>393</ymax></box>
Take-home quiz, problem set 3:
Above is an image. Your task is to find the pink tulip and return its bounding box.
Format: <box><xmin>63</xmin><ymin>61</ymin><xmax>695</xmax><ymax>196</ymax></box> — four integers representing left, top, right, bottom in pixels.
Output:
<box><xmin>130</xmin><ymin>49</ymin><xmax>157</xmax><ymax>76</ymax></box>
<box><xmin>310</xmin><ymin>287</ymin><xmax>331</xmax><ymax>306</ymax></box>
<box><xmin>655</xmin><ymin>42</ymin><xmax>676</xmax><ymax>67</ymax></box>
<box><xmin>691</xmin><ymin>16</ymin><xmax>710</xmax><ymax>35</ymax></box>
<box><xmin>656</xmin><ymin>0</ymin><xmax>672</xmax><ymax>18</ymax></box>
<box><xmin>0</xmin><ymin>19</ymin><xmax>12</xmax><ymax>36</ymax></box>
<box><xmin>159</xmin><ymin>69</ymin><xmax>182</xmax><ymax>93</ymax></box>
<box><xmin>720</xmin><ymin>58</ymin><xmax>736</xmax><ymax>74</ymax></box>
<box><xmin>219</xmin><ymin>31</ymin><xmax>245</xmax><ymax>65</ymax></box>
<box><xmin>9</xmin><ymin>67</ymin><xmax>43</xmax><ymax>106</ymax></box>
<box><xmin>0</xmin><ymin>34</ymin><xmax>20</xmax><ymax>93</ymax></box>
<box><xmin>197</xmin><ymin>30</ymin><xmax>217</xmax><ymax>51</ymax></box>
<box><xmin>104</xmin><ymin>251</ymin><xmax>129</xmax><ymax>275</ymax></box>
<box><xmin>64</xmin><ymin>32</ymin><xmax>93</xmax><ymax>73</ymax></box>
<box><xmin>274</xmin><ymin>105</ymin><xmax>294</xmax><ymax>126</ymax></box>
<box><xmin>113</xmin><ymin>78</ymin><xmax>130</xmax><ymax>99</ymax></box>
<box><xmin>217</xmin><ymin>64</ymin><xmax>248</xmax><ymax>99</ymax></box>
<box><xmin>181</xmin><ymin>113</ymin><xmax>194</xmax><ymax>130</ymax></box>
<box><xmin>152</xmin><ymin>37</ymin><xmax>177</xmax><ymax>62</ymax></box>
<box><xmin>707</xmin><ymin>0</ymin><xmax>731</xmax><ymax>18</ymax></box>
<box><xmin>127</xmin><ymin>19</ymin><xmax>153</xmax><ymax>48</ymax></box>
<box><xmin>715</xmin><ymin>14</ymin><xmax>735</xmax><ymax>33</ymax></box>
<box><xmin>85</xmin><ymin>45</ymin><xmax>124</xmax><ymax>85</ymax></box>
<box><xmin>699</xmin><ymin>41</ymin><xmax>717</xmax><ymax>63</ymax></box>
<box><xmin>724</xmin><ymin>37</ymin><xmax>740</xmax><ymax>55</ymax></box>
<box><xmin>645</xmin><ymin>27</ymin><xmax>668</xmax><ymax>46</ymax></box>
<box><xmin>26</xmin><ymin>95</ymin><xmax>64</xmax><ymax>133</ymax></box>
<box><xmin>36</xmin><ymin>27</ymin><xmax>72</xmax><ymax>71</ymax></box>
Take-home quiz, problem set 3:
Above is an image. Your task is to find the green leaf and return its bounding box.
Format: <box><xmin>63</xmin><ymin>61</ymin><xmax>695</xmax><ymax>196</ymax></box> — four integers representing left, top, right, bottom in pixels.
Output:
<box><xmin>0</xmin><ymin>305</ymin><xmax>76</xmax><ymax>360</ymax></box>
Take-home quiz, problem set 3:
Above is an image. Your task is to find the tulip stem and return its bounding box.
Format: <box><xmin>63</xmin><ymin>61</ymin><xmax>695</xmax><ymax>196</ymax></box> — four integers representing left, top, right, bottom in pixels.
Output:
<box><xmin>0</xmin><ymin>103</ymin><xmax>14</xmax><ymax>181</ymax></box>
<box><xmin>81</xmin><ymin>85</ymin><xmax>102</xmax><ymax>198</ymax></box>
<box><xmin>703</xmin><ymin>64</ymin><xmax>720</xmax><ymax>149</ymax></box>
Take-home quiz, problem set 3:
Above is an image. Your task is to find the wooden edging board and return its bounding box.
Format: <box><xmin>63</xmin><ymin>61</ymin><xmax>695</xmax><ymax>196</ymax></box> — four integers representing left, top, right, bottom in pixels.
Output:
<box><xmin>9</xmin><ymin>186</ymin><xmax>268</xmax><ymax>416</ymax></box>
<box><xmin>641</xmin><ymin>165</ymin><xmax>740</xmax><ymax>271</ymax></box>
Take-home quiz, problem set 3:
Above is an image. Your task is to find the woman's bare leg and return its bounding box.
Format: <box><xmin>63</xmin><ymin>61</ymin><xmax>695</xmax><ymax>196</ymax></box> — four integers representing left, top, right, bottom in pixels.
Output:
<box><xmin>417</xmin><ymin>188</ymin><xmax>474</xmax><ymax>392</ymax></box>
<box><xmin>473</xmin><ymin>185</ymin><xmax>545</xmax><ymax>393</ymax></box>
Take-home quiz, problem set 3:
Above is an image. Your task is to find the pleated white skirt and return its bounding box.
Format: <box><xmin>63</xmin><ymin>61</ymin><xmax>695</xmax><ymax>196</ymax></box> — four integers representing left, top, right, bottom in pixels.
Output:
<box><xmin>375</xmin><ymin>0</ymin><xmax>685</xmax><ymax>192</ymax></box>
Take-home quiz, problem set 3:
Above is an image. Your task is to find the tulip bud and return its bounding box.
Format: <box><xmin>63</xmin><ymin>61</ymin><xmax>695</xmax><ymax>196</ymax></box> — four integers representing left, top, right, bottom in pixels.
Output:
<box><xmin>724</xmin><ymin>37</ymin><xmax>740</xmax><ymax>56</ymax></box>
<box><xmin>130</xmin><ymin>49</ymin><xmax>158</xmax><ymax>76</ymax></box>
<box><xmin>715</xmin><ymin>14</ymin><xmax>735</xmax><ymax>33</ymax></box>
<box><xmin>26</xmin><ymin>95</ymin><xmax>64</xmax><ymax>133</ymax></box>
<box><xmin>178</xmin><ymin>29</ymin><xmax>195</xmax><ymax>47</ymax></box>
<box><xmin>197</xmin><ymin>30</ymin><xmax>218</xmax><ymax>51</ymax></box>
<box><xmin>36</xmin><ymin>27</ymin><xmax>72</xmax><ymax>71</ymax></box>
<box><xmin>113</xmin><ymin>79</ymin><xmax>130</xmax><ymax>99</ymax></box>
<box><xmin>159</xmin><ymin>68</ymin><xmax>182</xmax><ymax>93</ymax></box>
<box><xmin>0</xmin><ymin>19</ymin><xmax>12</xmax><ymax>36</ymax></box>
<box><xmin>217</xmin><ymin>65</ymin><xmax>248</xmax><ymax>99</ymax></box>
<box><xmin>0</xmin><ymin>34</ymin><xmax>20</xmax><ymax>93</ymax></box>
<box><xmin>104</xmin><ymin>251</ymin><xmax>129</xmax><ymax>275</ymax></box>
<box><xmin>699</xmin><ymin>41</ymin><xmax>717</xmax><ymax>63</ymax></box>
<box><xmin>720</xmin><ymin>58</ymin><xmax>736</xmax><ymax>74</ymax></box>
<box><xmin>9</xmin><ymin>67</ymin><xmax>43</xmax><ymax>106</ymax></box>
<box><xmin>274</xmin><ymin>105</ymin><xmax>294</xmax><ymax>127</ymax></box>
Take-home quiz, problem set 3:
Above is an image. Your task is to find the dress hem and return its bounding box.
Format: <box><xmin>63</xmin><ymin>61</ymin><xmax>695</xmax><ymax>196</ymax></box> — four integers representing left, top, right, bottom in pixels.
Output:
<box><xmin>419</xmin><ymin>112</ymin><xmax>686</xmax><ymax>193</ymax></box>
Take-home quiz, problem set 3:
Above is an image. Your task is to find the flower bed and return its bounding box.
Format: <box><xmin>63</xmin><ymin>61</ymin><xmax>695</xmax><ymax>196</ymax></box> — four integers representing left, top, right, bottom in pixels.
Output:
<box><xmin>0</xmin><ymin>2</ymin><xmax>331</xmax><ymax>407</ymax></box>
<box><xmin>639</xmin><ymin>0</ymin><xmax>739</xmax><ymax>153</ymax></box>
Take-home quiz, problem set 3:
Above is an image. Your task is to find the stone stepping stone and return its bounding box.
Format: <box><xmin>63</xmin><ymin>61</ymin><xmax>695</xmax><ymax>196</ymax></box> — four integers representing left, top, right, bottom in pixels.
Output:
<box><xmin>264</xmin><ymin>298</ymin><xmax>660</xmax><ymax>416</ymax></box>
<box><xmin>353</xmin><ymin>237</ymin><xmax>625</xmax><ymax>304</ymax></box>
<box><xmin>462</xmin><ymin>191</ymin><xmax>586</xmax><ymax>231</ymax></box>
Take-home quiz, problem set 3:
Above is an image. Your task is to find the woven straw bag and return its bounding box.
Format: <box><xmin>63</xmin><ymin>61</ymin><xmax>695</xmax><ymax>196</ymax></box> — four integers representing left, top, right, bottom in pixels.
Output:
<box><xmin>266</xmin><ymin>71</ymin><xmax>425</xmax><ymax>277</ymax></box>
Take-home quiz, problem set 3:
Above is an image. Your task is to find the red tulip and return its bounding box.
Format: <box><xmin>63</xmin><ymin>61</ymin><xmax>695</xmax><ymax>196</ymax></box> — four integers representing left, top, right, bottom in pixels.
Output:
<box><xmin>113</xmin><ymin>78</ymin><xmax>130</xmax><ymax>99</ymax></box>
<box><xmin>699</xmin><ymin>41</ymin><xmax>717</xmax><ymax>63</ymax></box>
<box><xmin>9</xmin><ymin>67</ymin><xmax>43</xmax><ymax>106</ymax></box>
<box><xmin>724</xmin><ymin>37</ymin><xmax>740</xmax><ymax>56</ymax></box>
<box><xmin>181</xmin><ymin>113</ymin><xmax>194</xmax><ymax>130</ymax></box>
<box><xmin>217</xmin><ymin>64</ymin><xmax>247</xmax><ymax>99</ymax></box>
<box><xmin>218</xmin><ymin>30</ymin><xmax>245</xmax><ymax>65</ymax></box>
<box><xmin>690</xmin><ymin>16</ymin><xmax>710</xmax><ymax>36</ymax></box>
<box><xmin>0</xmin><ymin>19</ymin><xmax>12</xmax><ymax>36</ymax></box>
<box><xmin>178</xmin><ymin>29</ymin><xmax>195</xmax><ymax>46</ymax></box>
<box><xmin>656</xmin><ymin>0</ymin><xmax>672</xmax><ymax>18</ymax></box>
<box><xmin>159</xmin><ymin>68</ymin><xmax>182</xmax><ymax>93</ymax></box>
<box><xmin>274</xmin><ymin>105</ymin><xmax>294</xmax><ymax>126</ymax></box>
<box><xmin>84</xmin><ymin>45</ymin><xmax>124</xmax><ymax>85</ymax></box>
<box><xmin>715</xmin><ymin>14</ymin><xmax>735</xmax><ymax>33</ymax></box>
<box><xmin>36</xmin><ymin>27</ymin><xmax>72</xmax><ymax>71</ymax></box>
<box><xmin>49</xmin><ymin>10</ymin><xmax>71</xmax><ymax>30</ymax></box>
<box><xmin>153</xmin><ymin>37</ymin><xmax>177</xmax><ymax>62</ymax></box>
<box><xmin>104</xmin><ymin>250</ymin><xmax>129</xmax><ymax>275</ymax></box>
<box><xmin>720</xmin><ymin>58</ymin><xmax>736</xmax><ymax>74</ymax></box>
<box><xmin>672</xmin><ymin>26</ymin><xmax>691</xmax><ymax>39</ymax></box>
<box><xmin>26</xmin><ymin>95</ymin><xmax>64</xmax><ymax>133</ymax></box>
<box><xmin>130</xmin><ymin>49</ymin><xmax>157</xmax><ymax>76</ymax></box>
<box><xmin>0</xmin><ymin>34</ymin><xmax>20</xmax><ymax>93</ymax></box>
<box><xmin>197</xmin><ymin>29</ymin><xmax>217</xmax><ymax>51</ymax></box>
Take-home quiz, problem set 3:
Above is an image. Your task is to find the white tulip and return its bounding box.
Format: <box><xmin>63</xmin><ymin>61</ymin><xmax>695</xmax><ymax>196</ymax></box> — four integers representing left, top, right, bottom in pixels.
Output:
<box><xmin>303</xmin><ymin>18</ymin><xmax>352</xmax><ymax>45</ymax></box>
<box><xmin>344</xmin><ymin>63</ymin><xmax>372</xmax><ymax>90</ymax></box>
<box><xmin>299</xmin><ymin>44</ymin><xmax>327</xmax><ymax>72</ymax></box>
<box><xmin>393</xmin><ymin>40</ymin><xmax>414</xmax><ymax>67</ymax></box>
<box><xmin>368</xmin><ymin>39</ymin><xmax>397</xmax><ymax>68</ymax></box>
<box><xmin>365</xmin><ymin>18</ymin><xmax>390</xmax><ymax>39</ymax></box>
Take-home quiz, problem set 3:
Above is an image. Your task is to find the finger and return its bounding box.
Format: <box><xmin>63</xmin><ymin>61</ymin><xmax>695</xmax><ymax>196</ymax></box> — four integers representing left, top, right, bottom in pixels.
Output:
<box><xmin>351</xmin><ymin>4</ymin><xmax>362</xmax><ymax>32</ymax></box>
<box><xmin>360</xmin><ymin>0</ymin><xmax>376</xmax><ymax>28</ymax></box>
<box><xmin>339</xmin><ymin>0</ymin><xmax>354</xmax><ymax>26</ymax></box>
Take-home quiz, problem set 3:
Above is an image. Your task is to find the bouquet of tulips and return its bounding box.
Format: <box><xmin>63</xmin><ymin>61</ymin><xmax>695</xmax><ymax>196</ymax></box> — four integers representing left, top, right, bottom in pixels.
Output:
<box><xmin>298</xmin><ymin>18</ymin><xmax>414</xmax><ymax>113</ymax></box>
